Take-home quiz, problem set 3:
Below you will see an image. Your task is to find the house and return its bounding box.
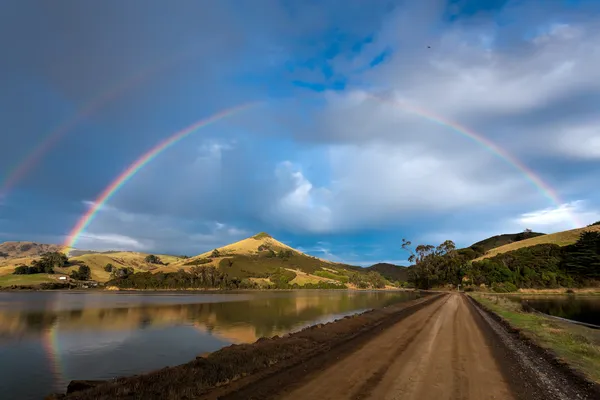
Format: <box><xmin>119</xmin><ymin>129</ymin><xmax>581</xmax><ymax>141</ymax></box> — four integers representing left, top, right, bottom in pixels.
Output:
<box><xmin>58</xmin><ymin>276</ymin><xmax>68</xmax><ymax>281</ymax></box>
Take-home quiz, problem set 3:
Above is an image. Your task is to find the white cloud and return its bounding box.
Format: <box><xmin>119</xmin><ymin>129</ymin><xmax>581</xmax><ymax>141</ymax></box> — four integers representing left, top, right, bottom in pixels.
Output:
<box><xmin>515</xmin><ymin>201</ymin><xmax>600</xmax><ymax>231</ymax></box>
<box><xmin>266</xmin><ymin>144</ymin><xmax>530</xmax><ymax>233</ymax></box>
<box><xmin>75</xmin><ymin>233</ymin><xmax>150</xmax><ymax>251</ymax></box>
<box><xmin>269</xmin><ymin>161</ymin><xmax>333</xmax><ymax>232</ymax></box>
<box><xmin>556</xmin><ymin>125</ymin><xmax>600</xmax><ymax>159</ymax></box>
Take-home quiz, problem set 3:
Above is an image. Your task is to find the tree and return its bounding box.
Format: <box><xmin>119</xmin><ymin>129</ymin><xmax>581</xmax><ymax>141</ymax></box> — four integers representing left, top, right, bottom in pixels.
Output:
<box><xmin>13</xmin><ymin>265</ymin><xmax>30</xmax><ymax>275</ymax></box>
<box><xmin>41</xmin><ymin>252</ymin><xmax>68</xmax><ymax>268</ymax></box>
<box><xmin>71</xmin><ymin>265</ymin><xmax>91</xmax><ymax>280</ymax></box>
<box><xmin>144</xmin><ymin>254</ymin><xmax>163</xmax><ymax>264</ymax></box>
<box><xmin>210</xmin><ymin>249</ymin><xmax>221</xmax><ymax>258</ymax></box>
<box><xmin>402</xmin><ymin>239</ymin><xmax>460</xmax><ymax>289</ymax></box>
<box><xmin>104</xmin><ymin>263</ymin><xmax>114</xmax><ymax>272</ymax></box>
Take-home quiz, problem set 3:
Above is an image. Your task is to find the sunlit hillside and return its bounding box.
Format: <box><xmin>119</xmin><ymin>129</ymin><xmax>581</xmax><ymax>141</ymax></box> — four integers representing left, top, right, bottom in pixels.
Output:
<box><xmin>475</xmin><ymin>225</ymin><xmax>600</xmax><ymax>260</ymax></box>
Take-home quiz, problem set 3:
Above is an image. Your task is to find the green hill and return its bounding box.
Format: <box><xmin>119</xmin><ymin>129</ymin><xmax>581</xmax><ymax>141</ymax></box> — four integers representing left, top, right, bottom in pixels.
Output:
<box><xmin>470</xmin><ymin>231</ymin><xmax>546</xmax><ymax>253</ymax></box>
<box><xmin>475</xmin><ymin>225</ymin><xmax>600</xmax><ymax>260</ymax></box>
<box><xmin>107</xmin><ymin>234</ymin><xmax>388</xmax><ymax>290</ymax></box>
<box><xmin>365</xmin><ymin>263</ymin><xmax>410</xmax><ymax>282</ymax></box>
<box><xmin>0</xmin><ymin>234</ymin><xmax>390</xmax><ymax>289</ymax></box>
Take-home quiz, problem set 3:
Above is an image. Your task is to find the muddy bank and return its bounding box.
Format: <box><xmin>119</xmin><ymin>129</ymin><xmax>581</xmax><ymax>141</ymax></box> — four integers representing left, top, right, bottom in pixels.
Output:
<box><xmin>47</xmin><ymin>292</ymin><xmax>440</xmax><ymax>399</ymax></box>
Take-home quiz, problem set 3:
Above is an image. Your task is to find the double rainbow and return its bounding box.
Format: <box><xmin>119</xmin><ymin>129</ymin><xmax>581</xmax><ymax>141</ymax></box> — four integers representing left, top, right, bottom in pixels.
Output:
<box><xmin>64</xmin><ymin>96</ymin><xmax>580</xmax><ymax>250</ymax></box>
<box><xmin>64</xmin><ymin>103</ymin><xmax>257</xmax><ymax>250</ymax></box>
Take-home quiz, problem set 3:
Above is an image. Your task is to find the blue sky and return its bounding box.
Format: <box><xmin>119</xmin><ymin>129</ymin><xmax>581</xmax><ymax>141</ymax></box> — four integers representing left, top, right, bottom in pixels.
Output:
<box><xmin>2</xmin><ymin>0</ymin><xmax>600</xmax><ymax>266</ymax></box>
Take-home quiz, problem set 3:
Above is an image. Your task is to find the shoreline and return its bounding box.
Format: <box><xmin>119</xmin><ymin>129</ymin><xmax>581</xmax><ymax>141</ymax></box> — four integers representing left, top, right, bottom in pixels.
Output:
<box><xmin>47</xmin><ymin>292</ymin><xmax>600</xmax><ymax>400</ymax></box>
<box><xmin>47</xmin><ymin>292</ymin><xmax>438</xmax><ymax>399</ymax></box>
<box><xmin>469</xmin><ymin>293</ymin><xmax>600</xmax><ymax>387</ymax></box>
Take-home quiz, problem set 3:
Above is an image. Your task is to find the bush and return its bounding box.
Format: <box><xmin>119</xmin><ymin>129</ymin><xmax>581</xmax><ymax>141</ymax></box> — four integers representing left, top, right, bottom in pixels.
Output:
<box><xmin>492</xmin><ymin>281</ymin><xmax>518</xmax><ymax>293</ymax></box>
<box><xmin>210</xmin><ymin>249</ymin><xmax>221</xmax><ymax>258</ymax></box>
<box><xmin>144</xmin><ymin>254</ymin><xmax>163</xmax><ymax>264</ymax></box>
<box><xmin>104</xmin><ymin>263</ymin><xmax>114</xmax><ymax>272</ymax></box>
<box><xmin>13</xmin><ymin>265</ymin><xmax>31</xmax><ymax>275</ymax></box>
<box><xmin>71</xmin><ymin>265</ymin><xmax>91</xmax><ymax>281</ymax></box>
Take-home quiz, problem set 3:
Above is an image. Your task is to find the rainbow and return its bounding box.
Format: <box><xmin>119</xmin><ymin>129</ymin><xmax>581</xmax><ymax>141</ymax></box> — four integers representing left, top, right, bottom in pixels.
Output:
<box><xmin>364</xmin><ymin>92</ymin><xmax>581</xmax><ymax>228</ymax></box>
<box><xmin>42</xmin><ymin>321</ymin><xmax>65</xmax><ymax>392</ymax></box>
<box><xmin>0</xmin><ymin>47</ymin><xmax>198</xmax><ymax>199</ymax></box>
<box><xmin>64</xmin><ymin>103</ymin><xmax>257</xmax><ymax>250</ymax></box>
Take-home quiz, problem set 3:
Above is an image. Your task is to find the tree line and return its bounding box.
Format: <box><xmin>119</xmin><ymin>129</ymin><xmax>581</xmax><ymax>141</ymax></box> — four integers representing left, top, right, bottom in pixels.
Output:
<box><xmin>403</xmin><ymin>230</ymin><xmax>600</xmax><ymax>290</ymax></box>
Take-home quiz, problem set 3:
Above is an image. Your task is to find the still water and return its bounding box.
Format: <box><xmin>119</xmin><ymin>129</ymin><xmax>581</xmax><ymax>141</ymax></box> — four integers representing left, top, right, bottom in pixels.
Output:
<box><xmin>513</xmin><ymin>295</ymin><xmax>600</xmax><ymax>326</ymax></box>
<box><xmin>0</xmin><ymin>290</ymin><xmax>418</xmax><ymax>399</ymax></box>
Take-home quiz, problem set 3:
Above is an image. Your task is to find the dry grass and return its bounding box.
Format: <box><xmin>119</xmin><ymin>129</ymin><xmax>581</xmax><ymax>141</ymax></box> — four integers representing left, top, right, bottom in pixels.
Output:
<box><xmin>0</xmin><ymin>251</ymin><xmax>187</xmax><ymax>284</ymax></box>
<box><xmin>475</xmin><ymin>225</ymin><xmax>600</xmax><ymax>260</ymax></box>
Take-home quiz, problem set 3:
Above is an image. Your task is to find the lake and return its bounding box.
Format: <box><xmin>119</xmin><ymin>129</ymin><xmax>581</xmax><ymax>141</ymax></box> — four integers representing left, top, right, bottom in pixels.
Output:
<box><xmin>511</xmin><ymin>295</ymin><xmax>600</xmax><ymax>326</ymax></box>
<box><xmin>0</xmin><ymin>290</ymin><xmax>418</xmax><ymax>399</ymax></box>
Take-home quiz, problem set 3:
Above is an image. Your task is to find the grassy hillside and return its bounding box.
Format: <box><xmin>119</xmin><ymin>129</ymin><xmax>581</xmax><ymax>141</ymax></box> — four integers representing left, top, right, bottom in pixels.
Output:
<box><xmin>0</xmin><ymin>241</ymin><xmax>65</xmax><ymax>258</ymax></box>
<box><xmin>365</xmin><ymin>263</ymin><xmax>410</xmax><ymax>282</ymax></box>
<box><xmin>0</xmin><ymin>234</ymin><xmax>390</xmax><ymax>289</ymax></box>
<box><xmin>470</xmin><ymin>231</ymin><xmax>545</xmax><ymax>253</ymax></box>
<box><xmin>0</xmin><ymin>246</ymin><xmax>187</xmax><ymax>285</ymax></box>
<box><xmin>475</xmin><ymin>225</ymin><xmax>600</xmax><ymax>260</ymax></box>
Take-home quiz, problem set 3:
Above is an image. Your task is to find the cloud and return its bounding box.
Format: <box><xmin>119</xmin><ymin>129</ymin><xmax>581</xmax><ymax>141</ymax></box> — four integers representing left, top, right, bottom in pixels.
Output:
<box><xmin>514</xmin><ymin>201</ymin><xmax>600</xmax><ymax>232</ymax></box>
<box><xmin>73</xmin><ymin>201</ymin><xmax>250</xmax><ymax>254</ymax></box>
<box><xmin>555</xmin><ymin>124</ymin><xmax>600</xmax><ymax>159</ymax></box>
<box><xmin>75</xmin><ymin>233</ymin><xmax>150</xmax><ymax>251</ymax></box>
<box><xmin>265</xmin><ymin>143</ymin><xmax>531</xmax><ymax>233</ymax></box>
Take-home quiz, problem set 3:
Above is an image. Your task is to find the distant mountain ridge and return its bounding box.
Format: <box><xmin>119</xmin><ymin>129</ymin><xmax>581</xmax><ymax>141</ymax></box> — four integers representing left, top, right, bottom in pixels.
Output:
<box><xmin>0</xmin><ymin>241</ymin><xmax>65</xmax><ymax>258</ymax></box>
<box><xmin>365</xmin><ymin>263</ymin><xmax>410</xmax><ymax>283</ymax></box>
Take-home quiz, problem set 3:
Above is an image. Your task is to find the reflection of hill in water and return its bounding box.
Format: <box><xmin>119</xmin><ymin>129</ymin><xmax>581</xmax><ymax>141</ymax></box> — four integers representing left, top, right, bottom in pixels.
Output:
<box><xmin>0</xmin><ymin>292</ymin><xmax>415</xmax><ymax>344</ymax></box>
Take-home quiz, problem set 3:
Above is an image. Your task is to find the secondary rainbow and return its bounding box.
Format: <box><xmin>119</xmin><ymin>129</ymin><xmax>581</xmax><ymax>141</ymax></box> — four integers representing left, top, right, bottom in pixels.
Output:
<box><xmin>64</xmin><ymin>103</ymin><xmax>257</xmax><ymax>250</ymax></box>
<box><xmin>0</xmin><ymin>47</ymin><xmax>199</xmax><ymax>199</ymax></box>
<box><xmin>365</xmin><ymin>93</ymin><xmax>581</xmax><ymax>228</ymax></box>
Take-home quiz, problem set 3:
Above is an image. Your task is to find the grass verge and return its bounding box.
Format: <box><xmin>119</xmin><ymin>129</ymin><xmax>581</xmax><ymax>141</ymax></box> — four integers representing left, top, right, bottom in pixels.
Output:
<box><xmin>471</xmin><ymin>294</ymin><xmax>600</xmax><ymax>384</ymax></box>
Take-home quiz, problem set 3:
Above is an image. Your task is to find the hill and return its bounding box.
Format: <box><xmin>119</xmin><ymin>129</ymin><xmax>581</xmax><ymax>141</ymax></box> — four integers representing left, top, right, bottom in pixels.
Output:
<box><xmin>469</xmin><ymin>231</ymin><xmax>545</xmax><ymax>253</ymax></box>
<box><xmin>0</xmin><ymin>244</ymin><xmax>187</xmax><ymax>285</ymax></box>
<box><xmin>475</xmin><ymin>225</ymin><xmax>600</xmax><ymax>260</ymax></box>
<box><xmin>0</xmin><ymin>234</ymin><xmax>390</xmax><ymax>289</ymax></box>
<box><xmin>365</xmin><ymin>263</ymin><xmax>410</xmax><ymax>282</ymax></box>
<box><xmin>0</xmin><ymin>241</ymin><xmax>65</xmax><ymax>258</ymax></box>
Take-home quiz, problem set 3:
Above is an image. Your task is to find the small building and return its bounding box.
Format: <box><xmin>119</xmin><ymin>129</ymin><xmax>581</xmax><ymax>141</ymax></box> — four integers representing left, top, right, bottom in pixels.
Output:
<box><xmin>58</xmin><ymin>276</ymin><xmax>68</xmax><ymax>281</ymax></box>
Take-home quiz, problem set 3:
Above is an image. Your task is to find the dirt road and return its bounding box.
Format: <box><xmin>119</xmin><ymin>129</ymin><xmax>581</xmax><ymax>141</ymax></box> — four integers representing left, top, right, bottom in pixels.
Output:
<box><xmin>216</xmin><ymin>293</ymin><xmax>595</xmax><ymax>400</ymax></box>
<box><xmin>274</xmin><ymin>294</ymin><xmax>512</xmax><ymax>400</ymax></box>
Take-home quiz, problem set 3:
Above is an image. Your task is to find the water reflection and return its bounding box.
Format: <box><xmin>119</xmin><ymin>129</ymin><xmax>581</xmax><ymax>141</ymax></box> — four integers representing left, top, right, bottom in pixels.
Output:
<box><xmin>0</xmin><ymin>290</ymin><xmax>417</xmax><ymax>399</ymax></box>
<box><xmin>514</xmin><ymin>295</ymin><xmax>600</xmax><ymax>326</ymax></box>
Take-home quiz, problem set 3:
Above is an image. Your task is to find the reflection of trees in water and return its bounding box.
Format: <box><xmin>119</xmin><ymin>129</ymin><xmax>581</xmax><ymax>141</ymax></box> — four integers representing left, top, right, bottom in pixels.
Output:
<box><xmin>2</xmin><ymin>292</ymin><xmax>417</xmax><ymax>340</ymax></box>
<box><xmin>525</xmin><ymin>297</ymin><xmax>600</xmax><ymax>325</ymax></box>
<box><xmin>21</xmin><ymin>312</ymin><xmax>58</xmax><ymax>332</ymax></box>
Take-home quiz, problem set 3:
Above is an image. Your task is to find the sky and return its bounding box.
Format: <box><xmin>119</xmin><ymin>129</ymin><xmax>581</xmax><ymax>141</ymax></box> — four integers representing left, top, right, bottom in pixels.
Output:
<box><xmin>1</xmin><ymin>0</ymin><xmax>600</xmax><ymax>266</ymax></box>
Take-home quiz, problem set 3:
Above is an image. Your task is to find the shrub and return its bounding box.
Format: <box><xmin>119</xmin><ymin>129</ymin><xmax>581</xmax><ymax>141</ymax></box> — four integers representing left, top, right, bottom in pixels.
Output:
<box><xmin>144</xmin><ymin>254</ymin><xmax>163</xmax><ymax>264</ymax></box>
<box><xmin>70</xmin><ymin>265</ymin><xmax>91</xmax><ymax>281</ymax></box>
<box><xmin>13</xmin><ymin>265</ymin><xmax>30</xmax><ymax>275</ymax></box>
<box><xmin>252</xmin><ymin>232</ymin><xmax>272</xmax><ymax>240</ymax></box>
